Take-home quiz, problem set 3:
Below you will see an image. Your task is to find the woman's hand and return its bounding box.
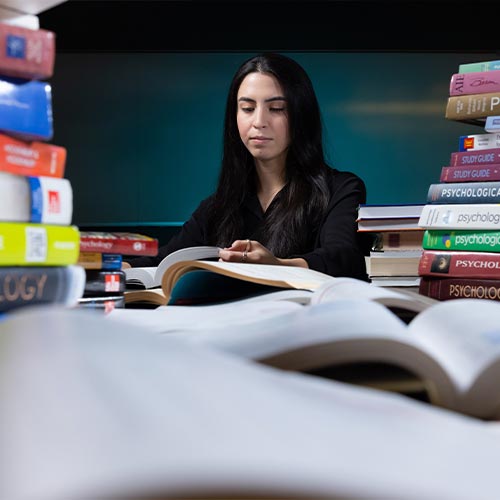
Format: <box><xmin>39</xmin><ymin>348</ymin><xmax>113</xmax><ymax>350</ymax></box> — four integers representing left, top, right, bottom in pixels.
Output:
<box><xmin>218</xmin><ymin>239</ymin><xmax>308</xmax><ymax>268</ymax></box>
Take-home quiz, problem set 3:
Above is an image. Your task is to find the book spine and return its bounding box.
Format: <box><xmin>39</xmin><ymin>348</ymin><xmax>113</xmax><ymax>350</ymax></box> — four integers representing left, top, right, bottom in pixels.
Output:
<box><xmin>77</xmin><ymin>295</ymin><xmax>125</xmax><ymax>312</ymax></box>
<box><xmin>440</xmin><ymin>165</ymin><xmax>500</xmax><ymax>183</ymax></box>
<box><xmin>0</xmin><ymin>134</ymin><xmax>66</xmax><ymax>177</ymax></box>
<box><xmin>418</xmin><ymin>204</ymin><xmax>500</xmax><ymax>230</ymax></box>
<box><xmin>422</xmin><ymin>229</ymin><xmax>500</xmax><ymax>252</ymax></box>
<box><xmin>0</xmin><ymin>265</ymin><xmax>85</xmax><ymax>313</ymax></box>
<box><xmin>0</xmin><ymin>172</ymin><xmax>72</xmax><ymax>224</ymax></box>
<box><xmin>445</xmin><ymin>92</ymin><xmax>500</xmax><ymax>121</ymax></box>
<box><xmin>459</xmin><ymin>133</ymin><xmax>500</xmax><ymax>151</ymax></box>
<box><xmin>426</xmin><ymin>181</ymin><xmax>500</xmax><ymax>204</ymax></box>
<box><xmin>0</xmin><ymin>7</ymin><xmax>39</xmax><ymax>30</ymax></box>
<box><xmin>0</xmin><ymin>23</ymin><xmax>55</xmax><ymax>80</ymax></box>
<box><xmin>418</xmin><ymin>249</ymin><xmax>500</xmax><ymax>278</ymax></box>
<box><xmin>83</xmin><ymin>269</ymin><xmax>126</xmax><ymax>295</ymax></box>
<box><xmin>459</xmin><ymin>60</ymin><xmax>500</xmax><ymax>73</ymax></box>
<box><xmin>450</xmin><ymin>148</ymin><xmax>500</xmax><ymax>166</ymax></box>
<box><xmin>419</xmin><ymin>276</ymin><xmax>500</xmax><ymax>301</ymax></box>
<box><xmin>449</xmin><ymin>70</ymin><xmax>500</xmax><ymax>96</ymax></box>
<box><xmin>77</xmin><ymin>252</ymin><xmax>123</xmax><ymax>270</ymax></box>
<box><xmin>79</xmin><ymin>233</ymin><xmax>158</xmax><ymax>256</ymax></box>
<box><xmin>0</xmin><ymin>77</ymin><xmax>53</xmax><ymax>141</ymax></box>
<box><xmin>0</xmin><ymin>222</ymin><xmax>80</xmax><ymax>265</ymax></box>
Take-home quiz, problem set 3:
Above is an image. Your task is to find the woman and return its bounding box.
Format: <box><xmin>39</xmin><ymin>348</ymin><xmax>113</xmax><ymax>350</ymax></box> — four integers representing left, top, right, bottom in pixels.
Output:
<box><xmin>126</xmin><ymin>52</ymin><xmax>368</xmax><ymax>280</ymax></box>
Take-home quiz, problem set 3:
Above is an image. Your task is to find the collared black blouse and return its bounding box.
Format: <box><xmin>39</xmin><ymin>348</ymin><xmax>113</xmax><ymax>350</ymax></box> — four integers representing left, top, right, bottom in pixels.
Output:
<box><xmin>129</xmin><ymin>168</ymin><xmax>369</xmax><ymax>280</ymax></box>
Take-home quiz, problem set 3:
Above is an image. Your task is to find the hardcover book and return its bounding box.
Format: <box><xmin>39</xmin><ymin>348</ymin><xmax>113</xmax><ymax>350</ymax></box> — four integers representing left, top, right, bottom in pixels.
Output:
<box><xmin>0</xmin><ymin>265</ymin><xmax>85</xmax><ymax>313</ymax></box>
<box><xmin>459</xmin><ymin>59</ymin><xmax>500</xmax><ymax>73</ymax></box>
<box><xmin>445</xmin><ymin>92</ymin><xmax>500</xmax><ymax>125</ymax></box>
<box><xmin>365</xmin><ymin>252</ymin><xmax>421</xmax><ymax>278</ymax></box>
<box><xmin>426</xmin><ymin>181</ymin><xmax>500</xmax><ymax>204</ymax></box>
<box><xmin>0</xmin><ymin>171</ymin><xmax>72</xmax><ymax>224</ymax></box>
<box><xmin>0</xmin><ymin>222</ymin><xmax>80</xmax><ymax>265</ymax></box>
<box><xmin>0</xmin><ymin>6</ymin><xmax>39</xmax><ymax>30</ymax></box>
<box><xmin>440</xmin><ymin>164</ymin><xmax>500</xmax><ymax>183</ymax></box>
<box><xmin>357</xmin><ymin>203</ymin><xmax>425</xmax><ymax>219</ymax></box>
<box><xmin>450</xmin><ymin>147</ymin><xmax>500</xmax><ymax>166</ymax></box>
<box><xmin>83</xmin><ymin>269</ymin><xmax>126</xmax><ymax>296</ymax></box>
<box><xmin>0</xmin><ymin>22</ymin><xmax>55</xmax><ymax>80</ymax></box>
<box><xmin>0</xmin><ymin>77</ymin><xmax>52</xmax><ymax>141</ymax></box>
<box><xmin>422</xmin><ymin>229</ymin><xmax>500</xmax><ymax>253</ymax></box>
<box><xmin>0</xmin><ymin>133</ymin><xmax>66</xmax><ymax>178</ymax></box>
<box><xmin>77</xmin><ymin>252</ymin><xmax>123</xmax><ymax>270</ymax></box>
<box><xmin>77</xmin><ymin>294</ymin><xmax>125</xmax><ymax>312</ymax></box>
<box><xmin>459</xmin><ymin>133</ymin><xmax>500</xmax><ymax>151</ymax></box>
<box><xmin>79</xmin><ymin>231</ymin><xmax>159</xmax><ymax>257</ymax></box>
<box><xmin>373</xmin><ymin>230</ymin><xmax>424</xmax><ymax>251</ymax></box>
<box><xmin>449</xmin><ymin>69</ymin><xmax>500</xmax><ymax>96</ymax></box>
<box><xmin>418</xmin><ymin>203</ymin><xmax>500</xmax><ymax>230</ymax></box>
<box><xmin>419</xmin><ymin>276</ymin><xmax>500</xmax><ymax>302</ymax></box>
<box><xmin>485</xmin><ymin>116</ymin><xmax>500</xmax><ymax>133</ymax></box>
<box><xmin>418</xmin><ymin>249</ymin><xmax>500</xmax><ymax>279</ymax></box>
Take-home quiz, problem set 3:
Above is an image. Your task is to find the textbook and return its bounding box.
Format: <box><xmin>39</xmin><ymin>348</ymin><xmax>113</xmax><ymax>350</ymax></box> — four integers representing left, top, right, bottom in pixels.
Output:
<box><xmin>449</xmin><ymin>69</ymin><xmax>500</xmax><ymax>96</ymax></box>
<box><xmin>357</xmin><ymin>203</ymin><xmax>425</xmax><ymax>219</ymax></box>
<box><xmin>124</xmin><ymin>245</ymin><xmax>221</xmax><ymax>289</ymax></box>
<box><xmin>0</xmin><ymin>265</ymin><xmax>85</xmax><ymax>313</ymax></box>
<box><xmin>450</xmin><ymin>147</ymin><xmax>500</xmax><ymax>167</ymax></box>
<box><xmin>0</xmin><ymin>171</ymin><xmax>72</xmax><ymax>224</ymax></box>
<box><xmin>422</xmin><ymin>229</ymin><xmax>500</xmax><ymax>252</ymax></box>
<box><xmin>445</xmin><ymin>92</ymin><xmax>500</xmax><ymax>126</ymax></box>
<box><xmin>419</xmin><ymin>276</ymin><xmax>500</xmax><ymax>302</ymax></box>
<box><xmin>79</xmin><ymin>231</ymin><xmax>159</xmax><ymax>256</ymax></box>
<box><xmin>0</xmin><ymin>22</ymin><xmax>55</xmax><ymax>80</ymax></box>
<box><xmin>418</xmin><ymin>203</ymin><xmax>500</xmax><ymax>230</ymax></box>
<box><xmin>0</xmin><ymin>77</ymin><xmax>52</xmax><ymax>141</ymax></box>
<box><xmin>426</xmin><ymin>181</ymin><xmax>500</xmax><ymax>204</ymax></box>
<box><xmin>440</xmin><ymin>164</ymin><xmax>500</xmax><ymax>183</ymax></box>
<box><xmin>0</xmin><ymin>222</ymin><xmax>80</xmax><ymax>265</ymax></box>
<box><xmin>459</xmin><ymin>59</ymin><xmax>500</xmax><ymax>73</ymax></box>
<box><xmin>459</xmin><ymin>132</ymin><xmax>500</xmax><ymax>151</ymax></box>
<box><xmin>4</xmin><ymin>308</ymin><xmax>500</xmax><ymax>500</ymax></box>
<box><xmin>0</xmin><ymin>134</ymin><xmax>66</xmax><ymax>178</ymax></box>
<box><xmin>77</xmin><ymin>252</ymin><xmax>123</xmax><ymax>270</ymax></box>
<box><xmin>83</xmin><ymin>269</ymin><xmax>126</xmax><ymax>296</ymax></box>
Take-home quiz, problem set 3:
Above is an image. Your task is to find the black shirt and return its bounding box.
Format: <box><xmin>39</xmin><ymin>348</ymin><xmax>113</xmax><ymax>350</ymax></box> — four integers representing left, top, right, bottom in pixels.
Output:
<box><xmin>129</xmin><ymin>167</ymin><xmax>369</xmax><ymax>280</ymax></box>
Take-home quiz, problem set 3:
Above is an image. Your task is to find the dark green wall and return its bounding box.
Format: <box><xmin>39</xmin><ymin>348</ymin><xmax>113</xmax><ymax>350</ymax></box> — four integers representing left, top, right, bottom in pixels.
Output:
<box><xmin>48</xmin><ymin>51</ymin><xmax>496</xmax><ymax>225</ymax></box>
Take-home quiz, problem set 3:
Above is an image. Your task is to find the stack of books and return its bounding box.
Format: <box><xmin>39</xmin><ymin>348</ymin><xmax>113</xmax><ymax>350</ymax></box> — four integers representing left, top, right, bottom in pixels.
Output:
<box><xmin>0</xmin><ymin>19</ymin><xmax>85</xmax><ymax>315</ymax></box>
<box><xmin>356</xmin><ymin>203</ymin><xmax>425</xmax><ymax>288</ymax></box>
<box><xmin>78</xmin><ymin>231</ymin><xmax>159</xmax><ymax>312</ymax></box>
<box><xmin>418</xmin><ymin>58</ymin><xmax>500</xmax><ymax>302</ymax></box>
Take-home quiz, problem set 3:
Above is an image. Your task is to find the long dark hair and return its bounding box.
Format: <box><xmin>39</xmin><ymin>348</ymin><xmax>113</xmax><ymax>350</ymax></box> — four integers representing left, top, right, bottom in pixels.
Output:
<box><xmin>208</xmin><ymin>52</ymin><xmax>331</xmax><ymax>256</ymax></box>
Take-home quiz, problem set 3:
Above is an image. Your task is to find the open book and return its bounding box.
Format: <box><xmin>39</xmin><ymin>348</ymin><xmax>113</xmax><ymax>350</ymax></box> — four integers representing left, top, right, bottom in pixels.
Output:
<box><xmin>163</xmin><ymin>297</ymin><xmax>500</xmax><ymax>420</ymax></box>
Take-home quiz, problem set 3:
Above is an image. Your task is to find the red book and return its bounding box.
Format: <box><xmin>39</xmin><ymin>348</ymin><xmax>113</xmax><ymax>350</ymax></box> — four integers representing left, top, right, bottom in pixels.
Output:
<box><xmin>0</xmin><ymin>23</ymin><xmax>55</xmax><ymax>80</ymax></box>
<box><xmin>450</xmin><ymin>70</ymin><xmax>500</xmax><ymax>96</ymax></box>
<box><xmin>440</xmin><ymin>164</ymin><xmax>500</xmax><ymax>183</ymax></box>
<box><xmin>0</xmin><ymin>133</ymin><xmax>66</xmax><ymax>177</ymax></box>
<box><xmin>418</xmin><ymin>249</ymin><xmax>500</xmax><ymax>279</ymax></box>
<box><xmin>419</xmin><ymin>276</ymin><xmax>500</xmax><ymax>302</ymax></box>
<box><xmin>450</xmin><ymin>148</ymin><xmax>500</xmax><ymax>167</ymax></box>
<box><xmin>79</xmin><ymin>232</ymin><xmax>159</xmax><ymax>256</ymax></box>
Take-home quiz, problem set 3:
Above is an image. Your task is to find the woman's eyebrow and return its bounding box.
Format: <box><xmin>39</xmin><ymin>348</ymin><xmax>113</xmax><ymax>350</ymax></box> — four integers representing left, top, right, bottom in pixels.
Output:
<box><xmin>238</xmin><ymin>96</ymin><xmax>287</xmax><ymax>103</ymax></box>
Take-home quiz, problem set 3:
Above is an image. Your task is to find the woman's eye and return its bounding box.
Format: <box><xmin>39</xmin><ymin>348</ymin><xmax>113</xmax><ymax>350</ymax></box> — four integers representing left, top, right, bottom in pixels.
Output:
<box><xmin>241</xmin><ymin>107</ymin><xmax>254</xmax><ymax>113</ymax></box>
<box><xmin>270</xmin><ymin>107</ymin><xmax>285</xmax><ymax>112</ymax></box>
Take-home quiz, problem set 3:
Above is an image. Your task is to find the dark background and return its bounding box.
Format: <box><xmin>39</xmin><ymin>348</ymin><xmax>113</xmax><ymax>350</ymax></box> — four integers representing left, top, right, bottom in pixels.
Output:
<box><xmin>38</xmin><ymin>0</ymin><xmax>500</xmax><ymax>242</ymax></box>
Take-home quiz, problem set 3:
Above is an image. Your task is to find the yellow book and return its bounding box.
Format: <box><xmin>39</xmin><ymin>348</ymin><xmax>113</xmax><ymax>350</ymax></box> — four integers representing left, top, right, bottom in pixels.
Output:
<box><xmin>0</xmin><ymin>222</ymin><xmax>80</xmax><ymax>266</ymax></box>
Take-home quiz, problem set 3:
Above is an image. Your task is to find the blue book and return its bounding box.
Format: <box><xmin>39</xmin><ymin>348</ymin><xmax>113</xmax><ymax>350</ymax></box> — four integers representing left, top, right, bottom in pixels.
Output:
<box><xmin>0</xmin><ymin>77</ymin><xmax>53</xmax><ymax>140</ymax></box>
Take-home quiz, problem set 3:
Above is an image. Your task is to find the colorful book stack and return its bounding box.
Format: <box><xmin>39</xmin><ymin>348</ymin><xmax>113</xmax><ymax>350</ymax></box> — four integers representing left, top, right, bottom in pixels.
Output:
<box><xmin>418</xmin><ymin>58</ymin><xmax>500</xmax><ymax>302</ymax></box>
<box><xmin>78</xmin><ymin>231</ymin><xmax>159</xmax><ymax>312</ymax></box>
<box><xmin>0</xmin><ymin>20</ymin><xmax>86</xmax><ymax>315</ymax></box>
<box><xmin>356</xmin><ymin>203</ymin><xmax>425</xmax><ymax>288</ymax></box>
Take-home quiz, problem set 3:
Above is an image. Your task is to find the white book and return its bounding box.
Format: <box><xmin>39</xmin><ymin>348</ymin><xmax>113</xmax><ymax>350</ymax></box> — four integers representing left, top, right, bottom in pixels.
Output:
<box><xmin>357</xmin><ymin>203</ymin><xmax>425</xmax><ymax>219</ymax></box>
<box><xmin>418</xmin><ymin>203</ymin><xmax>500</xmax><ymax>230</ymax></box>
<box><xmin>0</xmin><ymin>0</ymin><xmax>66</xmax><ymax>15</ymax></box>
<box><xmin>0</xmin><ymin>171</ymin><xmax>72</xmax><ymax>225</ymax></box>
<box><xmin>0</xmin><ymin>5</ymin><xmax>39</xmax><ymax>28</ymax></box>
<box><xmin>3</xmin><ymin>306</ymin><xmax>500</xmax><ymax>500</ymax></box>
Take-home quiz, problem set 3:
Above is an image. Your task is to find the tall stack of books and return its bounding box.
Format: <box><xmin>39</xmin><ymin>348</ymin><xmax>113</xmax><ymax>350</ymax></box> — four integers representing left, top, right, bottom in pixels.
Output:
<box><xmin>356</xmin><ymin>203</ymin><xmax>425</xmax><ymax>288</ymax></box>
<box><xmin>417</xmin><ymin>58</ymin><xmax>500</xmax><ymax>302</ymax></box>
<box><xmin>78</xmin><ymin>231</ymin><xmax>159</xmax><ymax>312</ymax></box>
<box><xmin>0</xmin><ymin>18</ymin><xmax>84</xmax><ymax>315</ymax></box>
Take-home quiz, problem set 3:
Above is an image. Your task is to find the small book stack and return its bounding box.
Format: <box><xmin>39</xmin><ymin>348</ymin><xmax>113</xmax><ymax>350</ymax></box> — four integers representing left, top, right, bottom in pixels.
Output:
<box><xmin>356</xmin><ymin>203</ymin><xmax>425</xmax><ymax>288</ymax></box>
<box><xmin>78</xmin><ymin>231</ymin><xmax>159</xmax><ymax>312</ymax></box>
<box><xmin>0</xmin><ymin>17</ymin><xmax>85</xmax><ymax>315</ymax></box>
<box><xmin>418</xmin><ymin>58</ymin><xmax>500</xmax><ymax>302</ymax></box>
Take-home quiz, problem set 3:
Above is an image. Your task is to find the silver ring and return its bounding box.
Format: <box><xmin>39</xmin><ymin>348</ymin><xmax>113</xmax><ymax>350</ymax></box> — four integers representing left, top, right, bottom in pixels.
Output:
<box><xmin>242</xmin><ymin>250</ymin><xmax>248</xmax><ymax>262</ymax></box>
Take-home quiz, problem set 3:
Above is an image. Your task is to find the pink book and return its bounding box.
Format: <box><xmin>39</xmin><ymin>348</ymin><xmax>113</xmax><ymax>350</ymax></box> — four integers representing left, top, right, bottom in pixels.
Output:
<box><xmin>450</xmin><ymin>69</ymin><xmax>500</xmax><ymax>96</ymax></box>
<box><xmin>450</xmin><ymin>148</ymin><xmax>500</xmax><ymax>166</ymax></box>
<box><xmin>0</xmin><ymin>23</ymin><xmax>55</xmax><ymax>80</ymax></box>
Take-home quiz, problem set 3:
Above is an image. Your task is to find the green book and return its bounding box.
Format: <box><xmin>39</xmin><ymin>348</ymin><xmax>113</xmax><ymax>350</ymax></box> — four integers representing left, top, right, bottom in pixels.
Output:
<box><xmin>458</xmin><ymin>60</ymin><xmax>500</xmax><ymax>73</ymax></box>
<box><xmin>422</xmin><ymin>229</ymin><xmax>500</xmax><ymax>252</ymax></box>
<box><xmin>0</xmin><ymin>222</ymin><xmax>80</xmax><ymax>266</ymax></box>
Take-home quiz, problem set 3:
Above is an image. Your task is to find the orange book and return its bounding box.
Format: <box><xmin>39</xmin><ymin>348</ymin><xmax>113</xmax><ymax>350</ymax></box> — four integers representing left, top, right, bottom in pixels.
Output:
<box><xmin>0</xmin><ymin>134</ymin><xmax>66</xmax><ymax>178</ymax></box>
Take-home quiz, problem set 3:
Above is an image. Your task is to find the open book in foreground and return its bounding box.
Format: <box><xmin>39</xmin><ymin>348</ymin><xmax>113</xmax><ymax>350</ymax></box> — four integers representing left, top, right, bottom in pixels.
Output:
<box><xmin>155</xmin><ymin>297</ymin><xmax>500</xmax><ymax>420</ymax></box>
<box><xmin>3</xmin><ymin>307</ymin><xmax>500</xmax><ymax>500</ymax></box>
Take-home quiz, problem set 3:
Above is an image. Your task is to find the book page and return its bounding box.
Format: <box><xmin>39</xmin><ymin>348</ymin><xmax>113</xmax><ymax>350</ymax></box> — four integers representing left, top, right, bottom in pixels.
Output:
<box><xmin>405</xmin><ymin>298</ymin><xmax>500</xmax><ymax>418</ymax></box>
<box><xmin>124</xmin><ymin>267</ymin><xmax>156</xmax><ymax>288</ymax></box>
<box><xmin>162</xmin><ymin>261</ymin><xmax>334</xmax><ymax>298</ymax></box>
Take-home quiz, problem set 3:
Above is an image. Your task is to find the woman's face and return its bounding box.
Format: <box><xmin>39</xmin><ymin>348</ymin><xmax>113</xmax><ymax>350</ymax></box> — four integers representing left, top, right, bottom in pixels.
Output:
<box><xmin>236</xmin><ymin>72</ymin><xmax>290</xmax><ymax>164</ymax></box>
